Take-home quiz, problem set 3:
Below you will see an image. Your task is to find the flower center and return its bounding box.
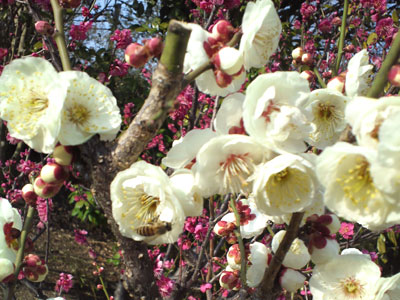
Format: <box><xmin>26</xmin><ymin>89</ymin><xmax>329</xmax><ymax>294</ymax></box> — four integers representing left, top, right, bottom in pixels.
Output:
<box><xmin>261</xmin><ymin>101</ymin><xmax>280</xmax><ymax>123</ymax></box>
<box><xmin>340</xmin><ymin>277</ymin><xmax>364</xmax><ymax>298</ymax></box>
<box><xmin>68</xmin><ymin>104</ymin><xmax>90</xmax><ymax>125</ymax></box>
<box><xmin>336</xmin><ymin>157</ymin><xmax>378</xmax><ymax>206</ymax></box>
<box><xmin>312</xmin><ymin>101</ymin><xmax>343</xmax><ymax>139</ymax></box>
<box><xmin>219</xmin><ymin>153</ymin><xmax>254</xmax><ymax>193</ymax></box>
<box><xmin>25</xmin><ymin>90</ymin><xmax>48</xmax><ymax>115</ymax></box>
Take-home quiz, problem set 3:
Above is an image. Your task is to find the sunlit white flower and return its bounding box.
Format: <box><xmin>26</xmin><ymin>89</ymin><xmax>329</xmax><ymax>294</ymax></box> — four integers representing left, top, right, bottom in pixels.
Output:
<box><xmin>375</xmin><ymin>272</ymin><xmax>400</xmax><ymax>300</ymax></box>
<box><xmin>310</xmin><ymin>253</ymin><xmax>381</xmax><ymax>300</ymax></box>
<box><xmin>214</xmin><ymin>93</ymin><xmax>245</xmax><ymax>135</ymax></box>
<box><xmin>252</xmin><ymin>153</ymin><xmax>318</xmax><ymax>216</ymax></box>
<box><xmin>279</xmin><ymin>268</ymin><xmax>306</xmax><ymax>292</ymax></box>
<box><xmin>58</xmin><ymin>71</ymin><xmax>121</xmax><ymax>145</ymax></box>
<box><xmin>310</xmin><ymin>238</ymin><xmax>340</xmax><ymax>265</ymax></box>
<box><xmin>247</xmin><ymin>242</ymin><xmax>271</xmax><ymax>287</ymax></box>
<box><xmin>345</xmin><ymin>49</ymin><xmax>373</xmax><ymax>97</ymax></box>
<box><xmin>184</xmin><ymin>24</ymin><xmax>245</xmax><ymax>97</ymax></box>
<box><xmin>0</xmin><ymin>198</ymin><xmax>22</xmax><ymax>263</ymax></box>
<box><xmin>195</xmin><ymin>134</ymin><xmax>273</xmax><ymax>197</ymax></box>
<box><xmin>316</xmin><ymin>142</ymin><xmax>400</xmax><ymax>230</ymax></box>
<box><xmin>242</xmin><ymin>72</ymin><xmax>312</xmax><ymax>153</ymax></box>
<box><xmin>0</xmin><ymin>56</ymin><xmax>67</xmax><ymax>153</ymax></box>
<box><xmin>169</xmin><ymin>169</ymin><xmax>203</xmax><ymax>217</ymax></box>
<box><xmin>240</xmin><ymin>0</ymin><xmax>282</xmax><ymax>70</ymax></box>
<box><xmin>303</xmin><ymin>88</ymin><xmax>349</xmax><ymax>148</ymax></box>
<box><xmin>162</xmin><ymin>128</ymin><xmax>217</xmax><ymax>170</ymax></box>
<box><xmin>110</xmin><ymin>161</ymin><xmax>185</xmax><ymax>245</ymax></box>
<box><xmin>271</xmin><ymin>230</ymin><xmax>310</xmax><ymax>270</ymax></box>
<box><xmin>216</xmin><ymin>47</ymin><xmax>244</xmax><ymax>76</ymax></box>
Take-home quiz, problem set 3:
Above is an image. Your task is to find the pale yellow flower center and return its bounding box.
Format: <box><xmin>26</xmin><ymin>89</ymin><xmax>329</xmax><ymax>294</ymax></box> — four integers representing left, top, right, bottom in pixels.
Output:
<box><xmin>312</xmin><ymin>101</ymin><xmax>343</xmax><ymax>140</ymax></box>
<box><xmin>336</xmin><ymin>157</ymin><xmax>378</xmax><ymax>206</ymax></box>
<box><xmin>68</xmin><ymin>104</ymin><xmax>90</xmax><ymax>125</ymax></box>
<box><xmin>218</xmin><ymin>153</ymin><xmax>254</xmax><ymax>193</ymax></box>
<box><xmin>340</xmin><ymin>277</ymin><xmax>364</xmax><ymax>298</ymax></box>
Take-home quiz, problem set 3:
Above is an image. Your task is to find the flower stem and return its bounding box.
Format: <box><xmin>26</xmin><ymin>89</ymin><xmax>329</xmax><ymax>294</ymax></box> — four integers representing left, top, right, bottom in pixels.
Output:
<box><xmin>367</xmin><ymin>32</ymin><xmax>400</xmax><ymax>98</ymax></box>
<box><xmin>334</xmin><ymin>0</ymin><xmax>349</xmax><ymax>76</ymax></box>
<box><xmin>230</xmin><ymin>197</ymin><xmax>247</xmax><ymax>288</ymax></box>
<box><xmin>313</xmin><ymin>67</ymin><xmax>327</xmax><ymax>88</ymax></box>
<box><xmin>50</xmin><ymin>0</ymin><xmax>71</xmax><ymax>71</ymax></box>
<box><xmin>6</xmin><ymin>206</ymin><xmax>35</xmax><ymax>300</ymax></box>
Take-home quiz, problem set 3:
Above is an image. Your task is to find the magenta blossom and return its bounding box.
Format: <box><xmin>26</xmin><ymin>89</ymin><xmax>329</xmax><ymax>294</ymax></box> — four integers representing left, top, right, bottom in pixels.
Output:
<box><xmin>339</xmin><ymin>222</ymin><xmax>354</xmax><ymax>240</ymax></box>
<box><xmin>70</xmin><ymin>21</ymin><xmax>93</xmax><ymax>41</ymax></box>
<box><xmin>109</xmin><ymin>59</ymin><xmax>129</xmax><ymax>77</ymax></box>
<box><xmin>74</xmin><ymin>229</ymin><xmax>88</xmax><ymax>245</ymax></box>
<box><xmin>55</xmin><ymin>273</ymin><xmax>74</xmax><ymax>293</ymax></box>
<box><xmin>110</xmin><ymin>29</ymin><xmax>132</xmax><ymax>49</ymax></box>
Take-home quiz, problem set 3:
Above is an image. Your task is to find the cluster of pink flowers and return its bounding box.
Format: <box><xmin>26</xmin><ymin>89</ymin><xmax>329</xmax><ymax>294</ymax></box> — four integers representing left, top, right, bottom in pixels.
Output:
<box><xmin>69</xmin><ymin>21</ymin><xmax>93</xmax><ymax>41</ymax></box>
<box><xmin>74</xmin><ymin>229</ymin><xmax>88</xmax><ymax>245</ymax></box>
<box><xmin>300</xmin><ymin>2</ymin><xmax>317</xmax><ymax>21</ymax></box>
<box><xmin>145</xmin><ymin>134</ymin><xmax>167</xmax><ymax>154</ymax></box>
<box><xmin>55</xmin><ymin>272</ymin><xmax>74</xmax><ymax>293</ymax></box>
<box><xmin>109</xmin><ymin>59</ymin><xmax>129</xmax><ymax>77</ymax></box>
<box><xmin>123</xmin><ymin>102</ymin><xmax>135</xmax><ymax>125</ymax></box>
<box><xmin>110</xmin><ymin>29</ymin><xmax>132</xmax><ymax>49</ymax></box>
<box><xmin>36</xmin><ymin>197</ymin><xmax>53</xmax><ymax>228</ymax></box>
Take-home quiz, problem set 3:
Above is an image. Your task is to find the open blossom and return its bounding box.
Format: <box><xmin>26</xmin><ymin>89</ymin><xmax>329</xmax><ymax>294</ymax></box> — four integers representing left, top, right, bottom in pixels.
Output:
<box><xmin>0</xmin><ymin>198</ymin><xmax>22</xmax><ymax>263</ymax></box>
<box><xmin>111</xmin><ymin>161</ymin><xmax>185</xmax><ymax>245</ymax></box>
<box><xmin>316</xmin><ymin>142</ymin><xmax>400</xmax><ymax>230</ymax></box>
<box><xmin>57</xmin><ymin>71</ymin><xmax>121</xmax><ymax>145</ymax></box>
<box><xmin>310</xmin><ymin>253</ymin><xmax>381</xmax><ymax>300</ymax></box>
<box><xmin>214</xmin><ymin>93</ymin><xmax>245</xmax><ymax>135</ymax></box>
<box><xmin>345</xmin><ymin>49</ymin><xmax>373</xmax><ymax>97</ymax></box>
<box><xmin>194</xmin><ymin>134</ymin><xmax>273</xmax><ymax>197</ymax></box>
<box><xmin>375</xmin><ymin>272</ymin><xmax>400</xmax><ymax>300</ymax></box>
<box><xmin>0</xmin><ymin>56</ymin><xmax>67</xmax><ymax>153</ymax></box>
<box><xmin>239</xmin><ymin>0</ymin><xmax>282</xmax><ymax>70</ymax></box>
<box><xmin>242</xmin><ymin>72</ymin><xmax>312</xmax><ymax>153</ymax></box>
<box><xmin>252</xmin><ymin>153</ymin><xmax>318</xmax><ymax>216</ymax></box>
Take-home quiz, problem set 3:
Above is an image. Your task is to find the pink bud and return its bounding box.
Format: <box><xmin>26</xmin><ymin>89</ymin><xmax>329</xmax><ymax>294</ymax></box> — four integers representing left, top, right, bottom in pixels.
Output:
<box><xmin>35</xmin><ymin>21</ymin><xmax>54</xmax><ymax>36</ymax></box>
<box><xmin>214</xmin><ymin>69</ymin><xmax>232</xmax><ymax>88</ymax></box>
<box><xmin>40</xmin><ymin>163</ymin><xmax>69</xmax><ymax>184</ymax></box>
<box><xmin>211</xmin><ymin>20</ymin><xmax>235</xmax><ymax>43</ymax></box>
<box><xmin>33</xmin><ymin>177</ymin><xmax>62</xmax><ymax>199</ymax></box>
<box><xmin>327</xmin><ymin>74</ymin><xmax>346</xmax><ymax>93</ymax></box>
<box><xmin>227</xmin><ymin>244</ymin><xmax>241</xmax><ymax>269</ymax></box>
<box><xmin>219</xmin><ymin>268</ymin><xmax>241</xmax><ymax>290</ymax></box>
<box><xmin>59</xmin><ymin>0</ymin><xmax>81</xmax><ymax>8</ymax></box>
<box><xmin>24</xmin><ymin>254</ymin><xmax>41</xmax><ymax>267</ymax></box>
<box><xmin>53</xmin><ymin>144</ymin><xmax>74</xmax><ymax>166</ymax></box>
<box><xmin>97</xmin><ymin>284</ymin><xmax>103</xmax><ymax>290</ymax></box>
<box><xmin>388</xmin><ymin>65</ymin><xmax>400</xmax><ymax>87</ymax></box>
<box><xmin>291</xmin><ymin>47</ymin><xmax>304</xmax><ymax>62</ymax></box>
<box><xmin>144</xmin><ymin>37</ymin><xmax>163</xmax><ymax>58</ymax></box>
<box><xmin>22</xmin><ymin>184</ymin><xmax>38</xmax><ymax>207</ymax></box>
<box><xmin>301</xmin><ymin>53</ymin><xmax>313</xmax><ymax>66</ymax></box>
<box><xmin>300</xmin><ymin>70</ymin><xmax>315</xmax><ymax>82</ymax></box>
<box><xmin>344</xmin><ymin>44</ymin><xmax>355</xmax><ymax>52</ymax></box>
<box><xmin>214</xmin><ymin>221</ymin><xmax>235</xmax><ymax>236</ymax></box>
<box><xmin>331</xmin><ymin>17</ymin><xmax>342</xmax><ymax>26</ymax></box>
<box><xmin>22</xmin><ymin>254</ymin><xmax>48</xmax><ymax>282</ymax></box>
<box><xmin>124</xmin><ymin>43</ymin><xmax>151</xmax><ymax>68</ymax></box>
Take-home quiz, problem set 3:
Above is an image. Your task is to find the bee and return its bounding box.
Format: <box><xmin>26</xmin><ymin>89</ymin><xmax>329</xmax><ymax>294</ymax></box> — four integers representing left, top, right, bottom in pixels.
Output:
<box><xmin>135</xmin><ymin>221</ymin><xmax>172</xmax><ymax>237</ymax></box>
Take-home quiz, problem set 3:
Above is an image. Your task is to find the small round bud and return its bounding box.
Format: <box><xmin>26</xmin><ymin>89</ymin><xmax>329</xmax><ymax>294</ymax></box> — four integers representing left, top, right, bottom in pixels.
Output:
<box><xmin>125</xmin><ymin>43</ymin><xmax>151</xmax><ymax>68</ymax></box>
<box><xmin>40</xmin><ymin>163</ymin><xmax>69</xmax><ymax>184</ymax></box>
<box><xmin>97</xmin><ymin>284</ymin><xmax>103</xmax><ymax>290</ymax></box>
<box><xmin>300</xmin><ymin>70</ymin><xmax>315</xmax><ymax>82</ymax></box>
<box><xmin>292</xmin><ymin>47</ymin><xmax>304</xmax><ymax>62</ymax></box>
<box><xmin>144</xmin><ymin>37</ymin><xmax>163</xmax><ymax>58</ymax></box>
<box><xmin>23</xmin><ymin>254</ymin><xmax>48</xmax><ymax>282</ymax></box>
<box><xmin>331</xmin><ymin>17</ymin><xmax>342</xmax><ymax>26</ymax></box>
<box><xmin>53</xmin><ymin>144</ymin><xmax>74</xmax><ymax>166</ymax></box>
<box><xmin>211</xmin><ymin>20</ymin><xmax>235</xmax><ymax>43</ymax></box>
<box><xmin>33</xmin><ymin>177</ymin><xmax>62</xmax><ymax>199</ymax></box>
<box><xmin>35</xmin><ymin>21</ymin><xmax>54</xmax><ymax>36</ymax></box>
<box><xmin>22</xmin><ymin>184</ymin><xmax>38</xmax><ymax>206</ymax></box>
<box><xmin>214</xmin><ymin>221</ymin><xmax>235</xmax><ymax>236</ymax></box>
<box><xmin>301</xmin><ymin>53</ymin><xmax>313</xmax><ymax>66</ymax></box>
<box><xmin>327</xmin><ymin>74</ymin><xmax>346</xmax><ymax>93</ymax></box>
<box><xmin>219</xmin><ymin>267</ymin><xmax>241</xmax><ymax>291</ymax></box>
<box><xmin>388</xmin><ymin>65</ymin><xmax>400</xmax><ymax>87</ymax></box>
<box><xmin>227</xmin><ymin>244</ymin><xmax>241</xmax><ymax>270</ymax></box>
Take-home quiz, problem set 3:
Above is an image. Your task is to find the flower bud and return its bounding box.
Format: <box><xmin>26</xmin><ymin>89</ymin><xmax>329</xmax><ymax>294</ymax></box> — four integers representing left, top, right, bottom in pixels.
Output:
<box><xmin>331</xmin><ymin>17</ymin><xmax>342</xmax><ymax>26</ymax></box>
<box><xmin>35</xmin><ymin>21</ymin><xmax>54</xmax><ymax>36</ymax></box>
<box><xmin>327</xmin><ymin>74</ymin><xmax>346</xmax><ymax>93</ymax></box>
<box><xmin>292</xmin><ymin>47</ymin><xmax>304</xmax><ymax>62</ymax></box>
<box><xmin>214</xmin><ymin>69</ymin><xmax>232</xmax><ymax>88</ymax></box>
<box><xmin>219</xmin><ymin>266</ymin><xmax>241</xmax><ymax>290</ymax></box>
<box><xmin>321</xmin><ymin>214</ymin><xmax>341</xmax><ymax>234</ymax></box>
<box><xmin>22</xmin><ymin>184</ymin><xmax>38</xmax><ymax>207</ymax></box>
<box><xmin>53</xmin><ymin>144</ymin><xmax>74</xmax><ymax>166</ymax></box>
<box><xmin>0</xmin><ymin>258</ymin><xmax>14</xmax><ymax>282</ymax></box>
<box><xmin>23</xmin><ymin>254</ymin><xmax>48</xmax><ymax>282</ymax></box>
<box><xmin>310</xmin><ymin>238</ymin><xmax>340</xmax><ymax>264</ymax></box>
<box><xmin>214</xmin><ymin>220</ymin><xmax>235</xmax><ymax>236</ymax></box>
<box><xmin>213</xmin><ymin>47</ymin><xmax>244</xmax><ymax>76</ymax></box>
<box><xmin>40</xmin><ymin>163</ymin><xmax>69</xmax><ymax>184</ymax></box>
<box><xmin>211</xmin><ymin>20</ymin><xmax>235</xmax><ymax>43</ymax></box>
<box><xmin>59</xmin><ymin>0</ymin><xmax>81</xmax><ymax>8</ymax></box>
<box><xmin>301</xmin><ymin>53</ymin><xmax>313</xmax><ymax>66</ymax></box>
<box><xmin>33</xmin><ymin>177</ymin><xmax>62</xmax><ymax>199</ymax></box>
<box><xmin>279</xmin><ymin>268</ymin><xmax>306</xmax><ymax>292</ymax></box>
<box><xmin>144</xmin><ymin>37</ymin><xmax>163</xmax><ymax>58</ymax></box>
<box><xmin>344</xmin><ymin>44</ymin><xmax>355</xmax><ymax>52</ymax></box>
<box><xmin>227</xmin><ymin>244</ymin><xmax>242</xmax><ymax>270</ymax></box>
<box><xmin>300</xmin><ymin>70</ymin><xmax>315</xmax><ymax>82</ymax></box>
<box><xmin>388</xmin><ymin>65</ymin><xmax>400</xmax><ymax>87</ymax></box>
<box><xmin>124</xmin><ymin>43</ymin><xmax>151</xmax><ymax>68</ymax></box>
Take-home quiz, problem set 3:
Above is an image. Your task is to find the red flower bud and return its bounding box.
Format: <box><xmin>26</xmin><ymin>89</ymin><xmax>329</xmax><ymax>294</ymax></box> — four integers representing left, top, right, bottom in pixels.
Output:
<box><xmin>292</xmin><ymin>47</ymin><xmax>304</xmax><ymax>62</ymax></box>
<box><xmin>22</xmin><ymin>184</ymin><xmax>38</xmax><ymax>207</ymax></box>
<box><xmin>40</xmin><ymin>163</ymin><xmax>69</xmax><ymax>184</ymax></box>
<box><xmin>33</xmin><ymin>177</ymin><xmax>62</xmax><ymax>199</ymax></box>
<box><xmin>35</xmin><ymin>21</ymin><xmax>54</xmax><ymax>36</ymax></box>
<box><xmin>144</xmin><ymin>37</ymin><xmax>163</xmax><ymax>58</ymax></box>
<box><xmin>124</xmin><ymin>43</ymin><xmax>151</xmax><ymax>68</ymax></box>
<box><xmin>211</xmin><ymin>20</ymin><xmax>235</xmax><ymax>43</ymax></box>
<box><xmin>53</xmin><ymin>144</ymin><xmax>75</xmax><ymax>166</ymax></box>
<box><xmin>301</xmin><ymin>53</ymin><xmax>313</xmax><ymax>66</ymax></box>
<box><xmin>388</xmin><ymin>65</ymin><xmax>400</xmax><ymax>87</ymax></box>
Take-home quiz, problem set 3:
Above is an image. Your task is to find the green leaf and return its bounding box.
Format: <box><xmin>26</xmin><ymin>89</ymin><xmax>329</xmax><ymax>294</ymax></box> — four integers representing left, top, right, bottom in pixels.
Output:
<box><xmin>377</xmin><ymin>234</ymin><xmax>386</xmax><ymax>254</ymax></box>
<box><xmin>367</xmin><ymin>33</ymin><xmax>378</xmax><ymax>45</ymax></box>
<box><xmin>393</xmin><ymin>10</ymin><xmax>399</xmax><ymax>24</ymax></box>
<box><xmin>387</xmin><ymin>230</ymin><xmax>398</xmax><ymax>246</ymax></box>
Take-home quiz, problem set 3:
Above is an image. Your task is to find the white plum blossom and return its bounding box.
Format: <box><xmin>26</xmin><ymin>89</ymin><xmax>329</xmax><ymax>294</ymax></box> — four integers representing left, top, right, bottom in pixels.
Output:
<box><xmin>242</xmin><ymin>72</ymin><xmax>312</xmax><ymax>153</ymax></box>
<box><xmin>162</xmin><ymin>128</ymin><xmax>217</xmax><ymax>169</ymax></box>
<box><xmin>0</xmin><ymin>258</ymin><xmax>14</xmax><ymax>282</ymax></box>
<box><xmin>240</xmin><ymin>0</ymin><xmax>282</xmax><ymax>70</ymax></box>
<box><xmin>310</xmin><ymin>253</ymin><xmax>381</xmax><ymax>300</ymax></box>
<box><xmin>247</xmin><ymin>242</ymin><xmax>271</xmax><ymax>287</ymax></box>
<box><xmin>316</xmin><ymin>142</ymin><xmax>400</xmax><ymax>230</ymax></box>
<box><xmin>214</xmin><ymin>93</ymin><xmax>245</xmax><ymax>135</ymax></box>
<box><xmin>279</xmin><ymin>268</ymin><xmax>306</xmax><ymax>292</ymax></box>
<box><xmin>310</xmin><ymin>238</ymin><xmax>340</xmax><ymax>265</ymax></box>
<box><xmin>169</xmin><ymin>169</ymin><xmax>203</xmax><ymax>217</ymax></box>
<box><xmin>217</xmin><ymin>47</ymin><xmax>244</xmax><ymax>76</ymax></box>
<box><xmin>252</xmin><ymin>153</ymin><xmax>318</xmax><ymax>216</ymax></box>
<box><xmin>0</xmin><ymin>56</ymin><xmax>67</xmax><ymax>153</ymax></box>
<box><xmin>184</xmin><ymin>24</ymin><xmax>245</xmax><ymax>97</ymax></box>
<box><xmin>303</xmin><ymin>88</ymin><xmax>349</xmax><ymax>148</ymax></box>
<box><xmin>0</xmin><ymin>198</ymin><xmax>22</xmax><ymax>263</ymax></box>
<box><xmin>345</xmin><ymin>49</ymin><xmax>373</xmax><ymax>97</ymax></box>
<box><xmin>58</xmin><ymin>71</ymin><xmax>121</xmax><ymax>145</ymax></box>
<box><xmin>271</xmin><ymin>230</ymin><xmax>310</xmax><ymax>270</ymax></box>
<box><xmin>195</xmin><ymin>134</ymin><xmax>273</xmax><ymax>197</ymax></box>
<box><xmin>110</xmin><ymin>161</ymin><xmax>185</xmax><ymax>245</ymax></box>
